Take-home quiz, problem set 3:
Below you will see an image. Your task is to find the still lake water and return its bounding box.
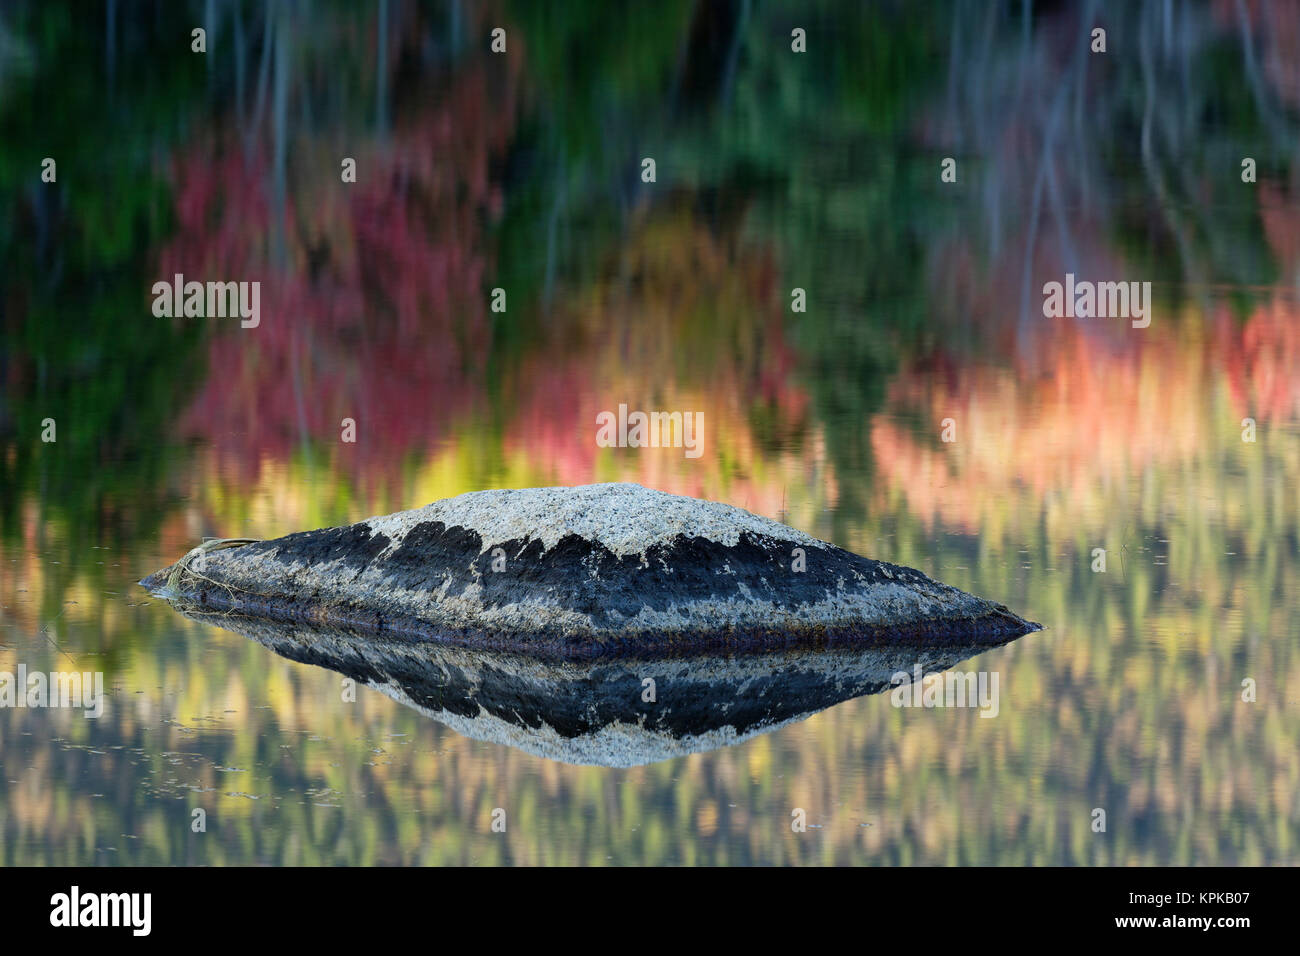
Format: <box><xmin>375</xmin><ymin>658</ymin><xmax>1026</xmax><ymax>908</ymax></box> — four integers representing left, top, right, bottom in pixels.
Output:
<box><xmin>2</xmin><ymin>1</ymin><xmax>1298</xmax><ymax>864</ymax></box>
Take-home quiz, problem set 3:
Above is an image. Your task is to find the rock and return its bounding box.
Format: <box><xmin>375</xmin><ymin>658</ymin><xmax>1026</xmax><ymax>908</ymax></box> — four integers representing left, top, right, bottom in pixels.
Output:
<box><xmin>171</xmin><ymin>605</ymin><xmax>1023</xmax><ymax>766</ymax></box>
<box><xmin>140</xmin><ymin>482</ymin><xmax>1039</xmax><ymax>659</ymax></box>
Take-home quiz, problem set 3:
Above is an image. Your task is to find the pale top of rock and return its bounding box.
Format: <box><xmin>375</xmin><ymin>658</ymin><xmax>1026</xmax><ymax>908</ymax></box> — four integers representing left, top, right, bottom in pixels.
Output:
<box><xmin>363</xmin><ymin>482</ymin><xmax>827</xmax><ymax>559</ymax></box>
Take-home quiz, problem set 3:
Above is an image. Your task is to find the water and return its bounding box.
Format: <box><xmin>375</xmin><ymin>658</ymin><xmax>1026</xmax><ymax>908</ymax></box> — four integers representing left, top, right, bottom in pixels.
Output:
<box><xmin>2</xmin><ymin>0</ymin><xmax>1298</xmax><ymax>865</ymax></box>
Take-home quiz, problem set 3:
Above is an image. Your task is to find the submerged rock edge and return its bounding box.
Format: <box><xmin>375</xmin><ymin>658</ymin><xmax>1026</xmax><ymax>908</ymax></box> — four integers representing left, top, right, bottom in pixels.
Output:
<box><xmin>142</xmin><ymin>573</ymin><xmax>1038</xmax><ymax>660</ymax></box>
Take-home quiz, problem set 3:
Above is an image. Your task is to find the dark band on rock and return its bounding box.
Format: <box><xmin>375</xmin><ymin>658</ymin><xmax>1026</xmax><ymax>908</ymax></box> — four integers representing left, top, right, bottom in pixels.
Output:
<box><xmin>141</xmin><ymin>483</ymin><xmax>1040</xmax><ymax>660</ymax></box>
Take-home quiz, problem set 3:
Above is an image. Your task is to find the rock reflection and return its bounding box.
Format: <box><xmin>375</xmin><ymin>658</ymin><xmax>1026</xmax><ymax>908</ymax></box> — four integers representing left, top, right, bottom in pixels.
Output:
<box><xmin>175</xmin><ymin>606</ymin><xmax>1029</xmax><ymax>767</ymax></box>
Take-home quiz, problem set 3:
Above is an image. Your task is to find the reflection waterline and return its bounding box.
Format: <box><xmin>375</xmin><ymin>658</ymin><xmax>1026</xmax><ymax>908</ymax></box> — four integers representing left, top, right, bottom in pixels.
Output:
<box><xmin>173</xmin><ymin>606</ymin><xmax>1031</xmax><ymax>767</ymax></box>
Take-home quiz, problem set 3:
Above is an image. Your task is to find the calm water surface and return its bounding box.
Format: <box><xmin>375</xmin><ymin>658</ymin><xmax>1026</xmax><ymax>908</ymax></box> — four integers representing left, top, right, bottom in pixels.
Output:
<box><xmin>1</xmin><ymin>0</ymin><xmax>1297</xmax><ymax>864</ymax></box>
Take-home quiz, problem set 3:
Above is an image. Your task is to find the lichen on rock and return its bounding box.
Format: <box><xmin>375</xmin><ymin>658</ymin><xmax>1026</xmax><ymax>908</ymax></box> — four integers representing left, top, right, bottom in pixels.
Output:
<box><xmin>141</xmin><ymin>482</ymin><xmax>1040</xmax><ymax>659</ymax></box>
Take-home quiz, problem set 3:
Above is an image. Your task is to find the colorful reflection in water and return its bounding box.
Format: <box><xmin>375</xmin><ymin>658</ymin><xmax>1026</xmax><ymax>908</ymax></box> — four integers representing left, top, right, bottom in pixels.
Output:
<box><xmin>1</xmin><ymin>0</ymin><xmax>1297</xmax><ymax>864</ymax></box>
